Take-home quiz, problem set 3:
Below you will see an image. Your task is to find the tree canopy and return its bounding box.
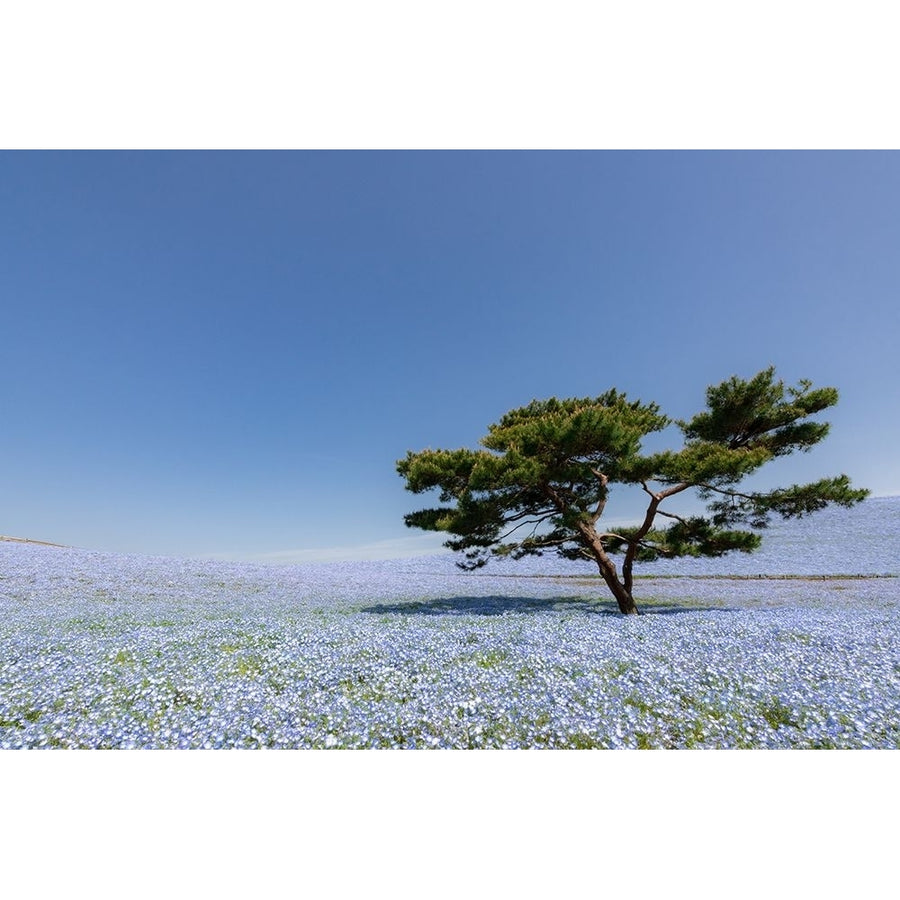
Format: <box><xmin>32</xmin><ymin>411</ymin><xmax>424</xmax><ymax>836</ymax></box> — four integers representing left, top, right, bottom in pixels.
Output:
<box><xmin>397</xmin><ymin>367</ymin><xmax>868</xmax><ymax>614</ymax></box>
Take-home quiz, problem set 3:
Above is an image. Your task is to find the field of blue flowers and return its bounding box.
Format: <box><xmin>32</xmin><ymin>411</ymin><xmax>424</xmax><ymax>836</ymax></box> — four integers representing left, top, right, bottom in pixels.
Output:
<box><xmin>2</xmin><ymin>498</ymin><xmax>898</xmax><ymax>749</ymax></box>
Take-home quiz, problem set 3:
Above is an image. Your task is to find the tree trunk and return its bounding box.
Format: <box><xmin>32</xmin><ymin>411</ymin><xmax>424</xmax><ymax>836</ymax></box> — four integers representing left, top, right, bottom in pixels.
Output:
<box><xmin>601</xmin><ymin>569</ymin><xmax>639</xmax><ymax>615</ymax></box>
<box><xmin>579</xmin><ymin>523</ymin><xmax>640</xmax><ymax>614</ymax></box>
<box><xmin>571</xmin><ymin>520</ymin><xmax>641</xmax><ymax>614</ymax></box>
<box><xmin>616</xmin><ymin>588</ymin><xmax>639</xmax><ymax>616</ymax></box>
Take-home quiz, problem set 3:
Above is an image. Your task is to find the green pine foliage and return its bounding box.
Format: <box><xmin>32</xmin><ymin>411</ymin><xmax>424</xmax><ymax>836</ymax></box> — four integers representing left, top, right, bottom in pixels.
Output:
<box><xmin>397</xmin><ymin>367</ymin><xmax>868</xmax><ymax>613</ymax></box>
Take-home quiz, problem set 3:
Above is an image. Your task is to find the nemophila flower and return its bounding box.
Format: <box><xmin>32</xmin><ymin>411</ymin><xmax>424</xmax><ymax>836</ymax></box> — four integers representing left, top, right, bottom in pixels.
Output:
<box><xmin>1</xmin><ymin>533</ymin><xmax>899</xmax><ymax>749</ymax></box>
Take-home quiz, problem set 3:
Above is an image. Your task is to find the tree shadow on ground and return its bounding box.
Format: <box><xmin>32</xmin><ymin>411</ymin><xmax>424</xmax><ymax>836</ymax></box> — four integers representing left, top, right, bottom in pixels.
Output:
<box><xmin>360</xmin><ymin>595</ymin><xmax>737</xmax><ymax>617</ymax></box>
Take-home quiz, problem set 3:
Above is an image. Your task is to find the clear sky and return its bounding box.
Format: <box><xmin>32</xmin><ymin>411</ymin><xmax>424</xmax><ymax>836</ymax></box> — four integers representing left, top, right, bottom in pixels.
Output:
<box><xmin>3</xmin><ymin>151</ymin><xmax>898</xmax><ymax>561</ymax></box>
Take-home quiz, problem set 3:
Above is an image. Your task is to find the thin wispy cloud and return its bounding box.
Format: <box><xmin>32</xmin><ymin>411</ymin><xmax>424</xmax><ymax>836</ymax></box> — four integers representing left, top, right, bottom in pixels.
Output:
<box><xmin>210</xmin><ymin>533</ymin><xmax>450</xmax><ymax>565</ymax></box>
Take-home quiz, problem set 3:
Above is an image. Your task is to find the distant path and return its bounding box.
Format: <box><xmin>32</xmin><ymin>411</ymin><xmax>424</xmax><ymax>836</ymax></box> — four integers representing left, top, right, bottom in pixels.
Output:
<box><xmin>466</xmin><ymin>572</ymin><xmax>897</xmax><ymax>581</ymax></box>
<box><xmin>639</xmin><ymin>573</ymin><xmax>897</xmax><ymax>580</ymax></box>
<box><xmin>0</xmin><ymin>535</ymin><xmax>66</xmax><ymax>547</ymax></box>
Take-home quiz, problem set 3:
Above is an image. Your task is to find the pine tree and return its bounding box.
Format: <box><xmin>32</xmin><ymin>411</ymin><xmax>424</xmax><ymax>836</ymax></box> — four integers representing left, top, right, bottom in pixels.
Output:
<box><xmin>397</xmin><ymin>367</ymin><xmax>868</xmax><ymax>614</ymax></box>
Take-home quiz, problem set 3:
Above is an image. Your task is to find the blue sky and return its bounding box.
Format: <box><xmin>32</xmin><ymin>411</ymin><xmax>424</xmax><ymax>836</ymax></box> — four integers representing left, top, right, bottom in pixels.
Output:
<box><xmin>3</xmin><ymin>151</ymin><xmax>898</xmax><ymax>561</ymax></box>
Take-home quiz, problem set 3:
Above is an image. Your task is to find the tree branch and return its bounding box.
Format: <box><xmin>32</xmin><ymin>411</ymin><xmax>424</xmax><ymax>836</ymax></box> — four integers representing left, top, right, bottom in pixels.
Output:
<box><xmin>658</xmin><ymin>482</ymin><xmax>692</xmax><ymax>500</ymax></box>
<box><xmin>696</xmin><ymin>483</ymin><xmax>757</xmax><ymax>501</ymax></box>
<box><xmin>599</xmin><ymin>533</ymin><xmax>671</xmax><ymax>555</ymax></box>
<box><xmin>622</xmin><ymin>481</ymin><xmax>689</xmax><ymax>593</ymax></box>
<box><xmin>544</xmin><ymin>483</ymin><xmax>568</xmax><ymax>511</ymax></box>
<box><xmin>654</xmin><ymin>508</ymin><xmax>690</xmax><ymax>526</ymax></box>
<box><xmin>497</xmin><ymin>512</ymin><xmax>555</xmax><ymax>543</ymax></box>
<box><xmin>521</xmin><ymin>535</ymin><xmax>569</xmax><ymax>548</ymax></box>
<box><xmin>591</xmin><ymin>469</ymin><xmax>609</xmax><ymax>522</ymax></box>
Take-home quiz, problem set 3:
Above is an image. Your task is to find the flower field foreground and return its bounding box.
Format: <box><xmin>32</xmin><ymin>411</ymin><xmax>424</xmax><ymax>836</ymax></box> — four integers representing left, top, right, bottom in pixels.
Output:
<box><xmin>2</xmin><ymin>534</ymin><xmax>899</xmax><ymax>750</ymax></box>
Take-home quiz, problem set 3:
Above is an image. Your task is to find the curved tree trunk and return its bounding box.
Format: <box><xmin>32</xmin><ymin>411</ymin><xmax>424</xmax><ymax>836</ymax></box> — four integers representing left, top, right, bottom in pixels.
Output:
<box><xmin>579</xmin><ymin>522</ymin><xmax>640</xmax><ymax>614</ymax></box>
<box><xmin>601</xmin><ymin>568</ymin><xmax>639</xmax><ymax>615</ymax></box>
